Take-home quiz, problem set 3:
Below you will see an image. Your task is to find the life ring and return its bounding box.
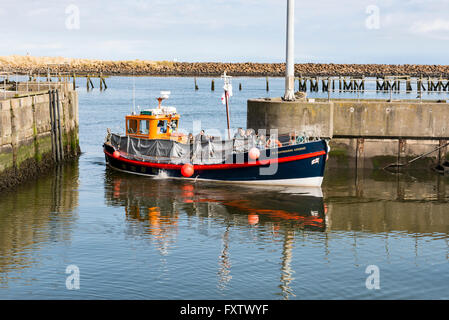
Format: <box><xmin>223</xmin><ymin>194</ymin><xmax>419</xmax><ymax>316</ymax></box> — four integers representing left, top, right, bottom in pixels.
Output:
<box><xmin>266</xmin><ymin>139</ymin><xmax>282</xmax><ymax>148</ymax></box>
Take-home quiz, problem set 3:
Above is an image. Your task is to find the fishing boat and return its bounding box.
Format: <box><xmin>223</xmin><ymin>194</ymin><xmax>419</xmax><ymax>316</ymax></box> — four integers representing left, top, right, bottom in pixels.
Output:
<box><xmin>103</xmin><ymin>77</ymin><xmax>329</xmax><ymax>187</ymax></box>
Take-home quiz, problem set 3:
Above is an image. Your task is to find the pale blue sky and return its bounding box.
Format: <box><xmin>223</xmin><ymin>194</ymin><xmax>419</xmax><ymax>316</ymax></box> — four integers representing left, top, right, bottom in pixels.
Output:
<box><xmin>1</xmin><ymin>0</ymin><xmax>448</xmax><ymax>64</ymax></box>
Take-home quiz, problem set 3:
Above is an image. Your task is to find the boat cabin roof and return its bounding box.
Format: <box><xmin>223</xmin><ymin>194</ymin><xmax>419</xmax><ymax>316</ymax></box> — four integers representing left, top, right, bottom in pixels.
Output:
<box><xmin>125</xmin><ymin>106</ymin><xmax>183</xmax><ymax>141</ymax></box>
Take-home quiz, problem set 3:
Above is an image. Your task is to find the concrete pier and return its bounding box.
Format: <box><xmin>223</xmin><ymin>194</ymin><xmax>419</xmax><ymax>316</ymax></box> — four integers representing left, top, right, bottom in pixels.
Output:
<box><xmin>0</xmin><ymin>81</ymin><xmax>79</xmax><ymax>190</ymax></box>
<box><xmin>247</xmin><ymin>97</ymin><xmax>449</xmax><ymax>169</ymax></box>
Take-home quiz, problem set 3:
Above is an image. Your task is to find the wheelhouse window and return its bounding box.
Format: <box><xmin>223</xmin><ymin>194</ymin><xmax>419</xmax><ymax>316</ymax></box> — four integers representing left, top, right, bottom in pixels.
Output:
<box><xmin>127</xmin><ymin>119</ymin><xmax>138</xmax><ymax>134</ymax></box>
<box><xmin>157</xmin><ymin>120</ymin><xmax>167</xmax><ymax>134</ymax></box>
<box><xmin>139</xmin><ymin>120</ymin><xmax>150</xmax><ymax>135</ymax></box>
<box><xmin>169</xmin><ymin>120</ymin><xmax>178</xmax><ymax>133</ymax></box>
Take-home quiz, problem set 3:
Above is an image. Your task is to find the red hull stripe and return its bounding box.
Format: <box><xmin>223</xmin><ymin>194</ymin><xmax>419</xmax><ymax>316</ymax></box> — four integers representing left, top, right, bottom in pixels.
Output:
<box><xmin>104</xmin><ymin>149</ymin><xmax>326</xmax><ymax>170</ymax></box>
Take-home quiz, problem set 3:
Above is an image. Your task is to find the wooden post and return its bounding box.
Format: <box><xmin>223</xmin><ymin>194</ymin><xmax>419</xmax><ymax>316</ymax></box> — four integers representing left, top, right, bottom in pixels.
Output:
<box><xmin>55</xmin><ymin>90</ymin><xmax>64</xmax><ymax>160</ymax></box>
<box><xmin>49</xmin><ymin>90</ymin><xmax>58</xmax><ymax>161</ymax></box>
<box><xmin>72</xmin><ymin>73</ymin><xmax>76</xmax><ymax>90</ymax></box>
<box><xmin>211</xmin><ymin>79</ymin><xmax>215</xmax><ymax>91</ymax></box>
<box><xmin>100</xmin><ymin>73</ymin><xmax>103</xmax><ymax>91</ymax></box>
<box><xmin>194</xmin><ymin>77</ymin><xmax>198</xmax><ymax>90</ymax></box>
<box><xmin>239</xmin><ymin>83</ymin><xmax>242</xmax><ymax>91</ymax></box>
<box><xmin>266</xmin><ymin>77</ymin><xmax>269</xmax><ymax>91</ymax></box>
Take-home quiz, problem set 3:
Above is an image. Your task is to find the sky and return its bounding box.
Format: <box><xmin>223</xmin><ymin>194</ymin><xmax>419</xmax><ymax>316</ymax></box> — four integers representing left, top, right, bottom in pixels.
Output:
<box><xmin>1</xmin><ymin>0</ymin><xmax>449</xmax><ymax>64</ymax></box>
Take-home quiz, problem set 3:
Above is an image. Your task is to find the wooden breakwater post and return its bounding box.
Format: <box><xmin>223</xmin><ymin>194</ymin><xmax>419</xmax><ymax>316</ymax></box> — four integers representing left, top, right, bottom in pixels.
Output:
<box><xmin>72</xmin><ymin>73</ymin><xmax>76</xmax><ymax>90</ymax></box>
<box><xmin>406</xmin><ymin>77</ymin><xmax>412</xmax><ymax>92</ymax></box>
<box><xmin>85</xmin><ymin>74</ymin><xmax>94</xmax><ymax>91</ymax></box>
<box><xmin>298</xmin><ymin>77</ymin><xmax>307</xmax><ymax>92</ymax></box>
<box><xmin>211</xmin><ymin>79</ymin><xmax>215</xmax><ymax>91</ymax></box>
<box><xmin>310</xmin><ymin>77</ymin><xmax>318</xmax><ymax>92</ymax></box>
<box><xmin>239</xmin><ymin>83</ymin><xmax>242</xmax><ymax>91</ymax></box>
<box><xmin>266</xmin><ymin>77</ymin><xmax>269</xmax><ymax>91</ymax></box>
<box><xmin>194</xmin><ymin>77</ymin><xmax>199</xmax><ymax>90</ymax></box>
<box><xmin>48</xmin><ymin>89</ymin><xmax>64</xmax><ymax>162</ymax></box>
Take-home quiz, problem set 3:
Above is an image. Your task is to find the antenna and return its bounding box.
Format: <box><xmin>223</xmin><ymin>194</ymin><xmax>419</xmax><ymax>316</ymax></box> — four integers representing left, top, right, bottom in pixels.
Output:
<box><xmin>221</xmin><ymin>72</ymin><xmax>232</xmax><ymax>140</ymax></box>
<box><xmin>132</xmin><ymin>72</ymin><xmax>136</xmax><ymax>114</ymax></box>
<box><xmin>157</xmin><ymin>91</ymin><xmax>170</xmax><ymax>108</ymax></box>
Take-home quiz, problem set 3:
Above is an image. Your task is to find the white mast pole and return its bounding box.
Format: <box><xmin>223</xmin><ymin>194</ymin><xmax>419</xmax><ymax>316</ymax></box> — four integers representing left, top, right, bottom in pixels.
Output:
<box><xmin>283</xmin><ymin>0</ymin><xmax>295</xmax><ymax>101</ymax></box>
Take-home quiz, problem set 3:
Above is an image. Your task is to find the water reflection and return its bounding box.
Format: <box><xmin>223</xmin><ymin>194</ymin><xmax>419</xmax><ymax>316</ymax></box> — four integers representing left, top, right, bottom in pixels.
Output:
<box><xmin>324</xmin><ymin>169</ymin><xmax>449</xmax><ymax>234</ymax></box>
<box><xmin>0</xmin><ymin>161</ymin><xmax>79</xmax><ymax>286</ymax></box>
<box><xmin>104</xmin><ymin>169</ymin><xmax>326</xmax><ymax>299</ymax></box>
<box><xmin>103</xmin><ymin>167</ymin><xmax>449</xmax><ymax>299</ymax></box>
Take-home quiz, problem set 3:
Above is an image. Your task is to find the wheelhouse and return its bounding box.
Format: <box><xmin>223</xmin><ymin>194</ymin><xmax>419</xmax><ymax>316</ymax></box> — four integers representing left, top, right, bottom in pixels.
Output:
<box><xmin>125</xmin><ymin>92</ymin><xmax>186</xmax><ymax>143</ymax></box>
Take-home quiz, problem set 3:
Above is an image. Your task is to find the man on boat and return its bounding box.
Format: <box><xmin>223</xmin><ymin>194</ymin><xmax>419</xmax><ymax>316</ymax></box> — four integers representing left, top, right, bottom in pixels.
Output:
<box><xmin>245</xmin><ymin>129</ymin><xmax>256</xmax><ymax>148</ymax></box>
<box><xmin>256</xmin><ymin>134</ymin><xmax>267</xmax><ymax>149</ymax></box>
<box><xmin>234</xmin><ymin>128</ymin><xmax>246</xmax><ymax>153</ymax></box>
<box><xmin>192</xmin><ymin>130</ymin><xmax>211</xmax><ymax>162</ymax></box>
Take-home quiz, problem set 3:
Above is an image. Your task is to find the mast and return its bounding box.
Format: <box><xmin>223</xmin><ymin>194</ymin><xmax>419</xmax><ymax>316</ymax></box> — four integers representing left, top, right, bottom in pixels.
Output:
<box><xmin>221</xmin><ymin>72</ymin><xmax>232</xmax><ymax>140</ymax></box>
<box><xmin>283</xmin><ymin>0</ymin><xmax>295</xmax><ymax>101</ymax></box>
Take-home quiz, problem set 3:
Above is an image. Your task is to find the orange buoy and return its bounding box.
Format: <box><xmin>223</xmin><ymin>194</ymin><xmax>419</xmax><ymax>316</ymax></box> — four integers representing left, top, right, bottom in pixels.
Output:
<box><xmin>113</xmin><ymin>150</ymin><xmax>120</xmax><ymax>159</ymax></box>
<box><xmin>248</xmin><ymin>147</ymin><xmax>260</xmax><ymax>160</ymax></box>
<box><xmin>181</xmin><ymin>163</ymin><xmax>194</xmax><ymax>177</ymax></box>
<box><xmin>248</xmin><ymin>214</ymin><xmax>259</xmax><ymax>225</ymax></box>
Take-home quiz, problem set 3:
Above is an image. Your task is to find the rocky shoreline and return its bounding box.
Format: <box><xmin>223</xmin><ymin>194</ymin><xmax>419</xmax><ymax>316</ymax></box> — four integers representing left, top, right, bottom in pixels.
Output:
<box><xmin>1</xmin><ymin>56</ymin><xmax>449</xmax><ymax>77</ymax></box>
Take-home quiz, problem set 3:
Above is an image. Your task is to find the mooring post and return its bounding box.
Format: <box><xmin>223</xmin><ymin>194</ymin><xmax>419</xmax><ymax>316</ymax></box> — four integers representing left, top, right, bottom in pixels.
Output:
<box><xmin>406</xmin><ymin>77</ymin><xmax>412</xmax><ymax>92</ymax></box>
<box><xmin>194</xmin><ymin>77</ymin><xmax>198</xmax><ymax>90</ymax></box>
<box><xmin>266</xmin><ymin>76</ymin><xmax>269</xmax><ymax>91</ymax></box>
<box><xmin>211</xmin><ymin>79</ymin><xmax>215</xmax><ymax>91</ymax></box>
<box><xmin>55</xmin><ymin>89</ymin><xmax>64</xmax><ymax>161</ymax></box>
<box><xmin>239</xmin><ymin>83</ymin><xmax>242</xmax><ymax>91</ymax></box>
<box><xmin>49</xmin><ymin>90</ymin><xmax>58</xmax><ymax>162</ymax></box>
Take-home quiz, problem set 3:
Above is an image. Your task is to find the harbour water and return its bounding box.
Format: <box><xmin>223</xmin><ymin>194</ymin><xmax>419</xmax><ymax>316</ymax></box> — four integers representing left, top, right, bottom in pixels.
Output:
<box><xmin>0</xmin><ymin>77</ymin><xmax>448</xmax><ymax>299</ymax></box>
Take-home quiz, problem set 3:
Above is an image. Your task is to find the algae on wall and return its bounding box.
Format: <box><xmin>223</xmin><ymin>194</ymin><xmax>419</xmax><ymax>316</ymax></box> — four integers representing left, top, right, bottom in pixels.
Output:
<box><xmin>0</xmin><ymin>86</ymin><xmax>79</xmax><ymax>190</ymax></box>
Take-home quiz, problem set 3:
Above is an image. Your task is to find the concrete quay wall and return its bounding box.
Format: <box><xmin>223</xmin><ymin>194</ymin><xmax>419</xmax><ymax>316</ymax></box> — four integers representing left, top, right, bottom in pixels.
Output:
<box><xmin>0</xmin><ymin>86</ymin><xmax>79</xmax><ymax>190</ymax></box>
<box><xmin>247</xmin><ymin>98</ymin><xmax>449</xmax><ymax>169</ymax></box>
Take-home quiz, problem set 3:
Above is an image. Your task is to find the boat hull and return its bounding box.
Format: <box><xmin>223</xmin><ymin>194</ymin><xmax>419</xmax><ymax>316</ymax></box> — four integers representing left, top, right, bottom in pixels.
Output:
<box><xmin>104</xmin><ymin>140</ymin><xmax>328</xmax><ymax>187</ymax></box>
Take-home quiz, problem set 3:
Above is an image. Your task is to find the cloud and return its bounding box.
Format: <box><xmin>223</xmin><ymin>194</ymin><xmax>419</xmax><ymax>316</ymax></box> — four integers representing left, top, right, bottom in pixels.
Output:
<box><xmin>410</xmin><ymin>19</ymin><xmax>449</xmax><ymax>33</ymax></box>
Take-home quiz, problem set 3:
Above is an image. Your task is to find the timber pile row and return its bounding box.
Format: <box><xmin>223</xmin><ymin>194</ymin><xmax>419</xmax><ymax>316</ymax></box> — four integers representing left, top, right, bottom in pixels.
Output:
<box><xmin>1</xmin><ymin>56</ymin><xmax>449</xmax><ymax>77</ymax></box>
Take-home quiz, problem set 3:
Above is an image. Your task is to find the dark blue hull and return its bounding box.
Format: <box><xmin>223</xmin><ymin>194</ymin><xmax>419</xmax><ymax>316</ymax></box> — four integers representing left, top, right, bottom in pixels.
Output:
<box><xmin>104</xmin><ymin>139</ymin><xmax>328</xmax><ymax>186</ymax></box>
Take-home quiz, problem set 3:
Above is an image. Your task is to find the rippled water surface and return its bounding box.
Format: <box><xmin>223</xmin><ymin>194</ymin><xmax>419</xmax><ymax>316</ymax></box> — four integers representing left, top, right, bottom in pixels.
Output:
<box><xmin>0</xmin><ymin>77</ymin><xmax>448</xmax><ymax>299</ymax></box>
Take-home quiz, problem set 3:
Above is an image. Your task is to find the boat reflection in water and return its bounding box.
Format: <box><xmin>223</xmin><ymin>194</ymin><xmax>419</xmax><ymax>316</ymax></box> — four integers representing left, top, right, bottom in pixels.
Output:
<box><xmin>104</xmin><ymin>168</ymin><xmax>326</xmax><ymax>299</ymax></box>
